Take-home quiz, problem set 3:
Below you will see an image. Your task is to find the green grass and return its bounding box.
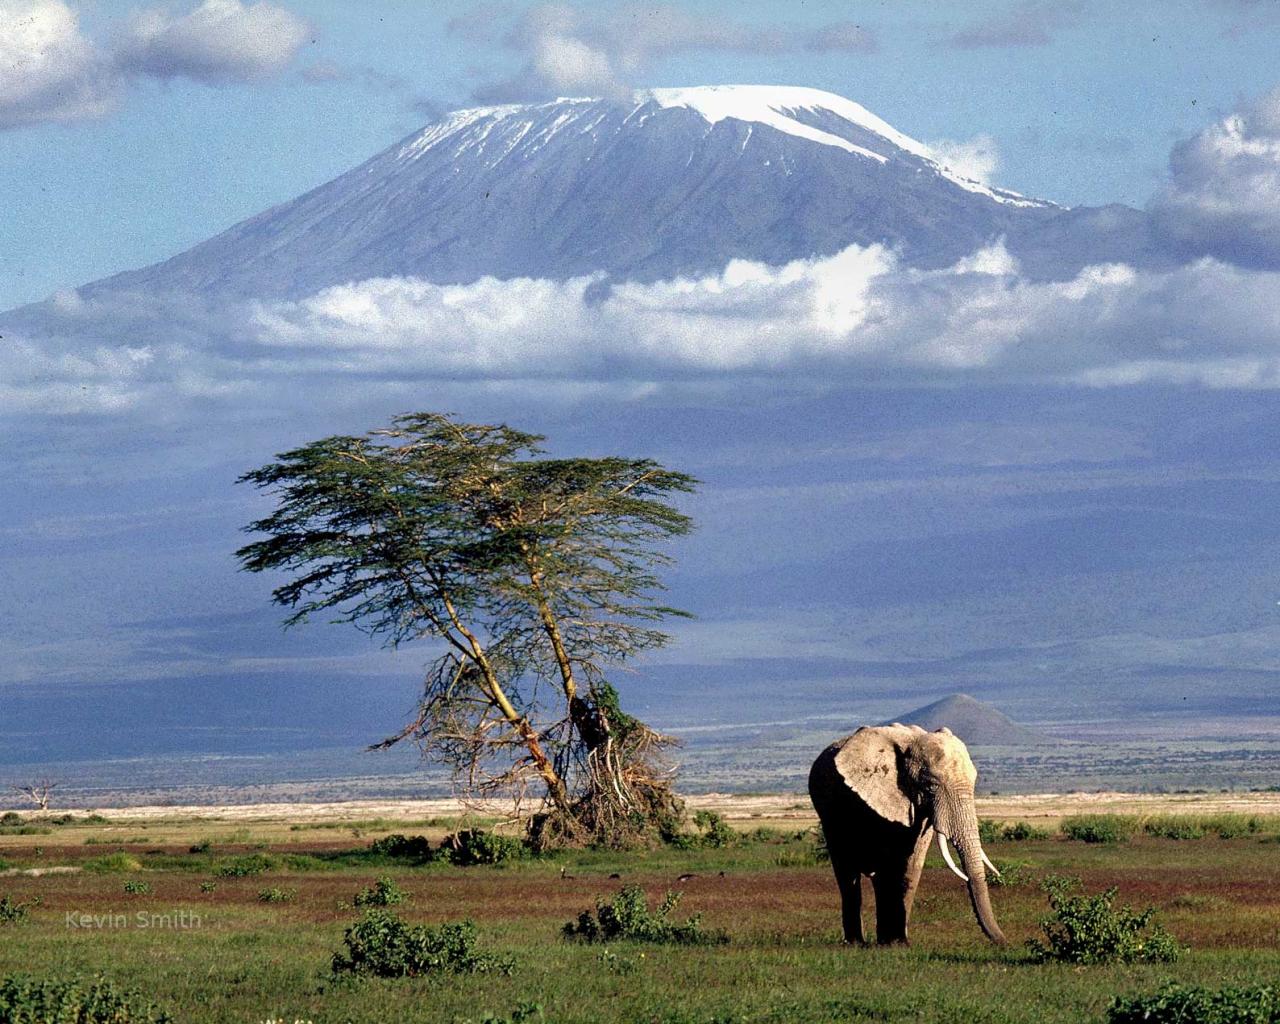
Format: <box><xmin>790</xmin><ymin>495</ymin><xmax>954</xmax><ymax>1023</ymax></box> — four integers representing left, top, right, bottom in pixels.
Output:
<box><xmin>1</xmin><ymin>821</ymin><xmax>1277</xmax><ymax>1022</ymax></box>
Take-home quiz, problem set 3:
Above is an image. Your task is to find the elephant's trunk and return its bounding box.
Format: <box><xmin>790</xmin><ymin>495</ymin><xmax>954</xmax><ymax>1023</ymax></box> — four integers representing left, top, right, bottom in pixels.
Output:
<box><xmin>936</xmin><ymin>791</ymin><xmax>1006</xmax><ymax>946</ymax></box>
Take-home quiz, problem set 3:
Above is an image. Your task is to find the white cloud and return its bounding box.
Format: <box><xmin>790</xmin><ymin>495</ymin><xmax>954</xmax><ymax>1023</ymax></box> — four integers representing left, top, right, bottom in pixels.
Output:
<box><xmin>14</xmin><ymin>241</ymin><xmax>1280</xmax><ymax>418</ymax></box>
<box><xmin>927</xmin><ymin>133</ymin><xmax>1000</xmax><ymax>185</ymax></box>
<box><xmin>1151</xmin><ymin>88</ymin><xmax>1280</xmax><ymax>268</ymax></box>
<box><xmin>465</xmin><ymin>3</ymin><xmax>877</xmax><ymax>102</ymax></box>
<box><xmin>0</xmin><ymin>0</ymin><xmax>117</xmax><ymax>128</ymax></box>
<box><xmin>117</xmin><ymin>0</ymin><xmax>311</xmax><ymax>84</ymax></box>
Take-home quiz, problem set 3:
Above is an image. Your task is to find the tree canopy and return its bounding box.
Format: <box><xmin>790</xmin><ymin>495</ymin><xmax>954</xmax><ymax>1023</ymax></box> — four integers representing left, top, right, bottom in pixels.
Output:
<box><xmin>237</xmin><ymin>413</ymin><xmax>697</xmax><ymax>845</ymax></box>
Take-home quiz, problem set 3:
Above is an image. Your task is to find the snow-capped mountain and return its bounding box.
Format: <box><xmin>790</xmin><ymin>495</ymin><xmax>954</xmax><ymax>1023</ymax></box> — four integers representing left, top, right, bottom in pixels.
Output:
<box><xmin>70</xmin><ymin>85</ymin><xmax>1159</xmax><ymax>303</ymax></box>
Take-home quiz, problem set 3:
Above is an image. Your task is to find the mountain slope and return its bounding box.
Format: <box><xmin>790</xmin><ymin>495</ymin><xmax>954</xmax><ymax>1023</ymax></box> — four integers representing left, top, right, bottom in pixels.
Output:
<box><xmin>68</xmin><ymin>85</ymin><xmax>1158</xmax><ymax>304</ymax></box>
<box><xmin>882</xmin><ymin>693</ymin><xmax>1051</xmax><ymax>747</ymax></box>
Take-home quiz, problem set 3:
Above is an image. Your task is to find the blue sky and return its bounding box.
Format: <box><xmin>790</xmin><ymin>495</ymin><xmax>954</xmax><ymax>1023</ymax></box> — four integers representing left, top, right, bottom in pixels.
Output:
<box><xmin>5</xmin><ymin>0</ymin><xmax>1280</xmax><ymax>311</ymax></box>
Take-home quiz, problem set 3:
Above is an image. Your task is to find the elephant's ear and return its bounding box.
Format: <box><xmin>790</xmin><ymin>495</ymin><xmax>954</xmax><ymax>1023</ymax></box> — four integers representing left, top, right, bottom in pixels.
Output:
<box><xmin>834</xmin><ymin>727</ymin><xmax>913</xmax><ymax>827</ymax></box>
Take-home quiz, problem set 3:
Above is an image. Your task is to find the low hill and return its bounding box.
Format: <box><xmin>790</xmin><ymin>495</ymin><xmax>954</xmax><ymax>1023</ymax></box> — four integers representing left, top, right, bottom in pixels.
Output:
<box><xmin>882</xmin><ymin>693</ymin><xmax>1051</xmax><ymax>747</ymax></box>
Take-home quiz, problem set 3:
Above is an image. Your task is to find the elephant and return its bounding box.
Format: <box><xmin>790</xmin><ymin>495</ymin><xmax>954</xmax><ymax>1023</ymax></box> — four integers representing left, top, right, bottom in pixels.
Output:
<box><xmin>808</xmin><ymin>723</ymin><xmax>1005</xmax><ymax>946</ymax></box>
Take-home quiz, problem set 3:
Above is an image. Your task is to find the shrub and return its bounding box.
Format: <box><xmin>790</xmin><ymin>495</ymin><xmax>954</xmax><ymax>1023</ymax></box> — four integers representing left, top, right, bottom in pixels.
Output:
<box><xmin>331</xmin><ymin>910</ymin><xmax>513</xmax><ymax>978</ymax></box>
<box><xmin>563</xmin><ymin>886</ymin><xmax>728</xmax><ymax>946</ymax></box>
<box><xmin>0</xmin><ymin>812</ymin><xmax>22</xmax><ymax>826</ymax></box>
<box><xmin>215</xmin><ymin>854</ymin><xmax>277</xmax><ymax>877</ymax></box>
<box><xmin>978</xmin><ymin>819</ymin><xmax>1001</xmax><ymax>844</ymax></box>
<box><xmin>1002</xmin><ymin>821</ymin><xmax>1050</xmax><ymax>841</ymax></box>
<box><xmin>1108</xmin><ymin>983</ymin><xmax>1280</xmax><ymax>1023</ymax></box>
<box><xmin>84</xmin><ymin>853</ymin><xmax>143</xmax><ymax>873</ymax></box>
<box><xmin>662</xmin><ymin>811</ymin><xmax>737</xmax><ymax>850</ymax></box>
<box><xmin>1060</xmin><ymin>815</ymin><xmax>1136</xmax><ymax>844</ymax></box>
<box><xmin>988</xmin><ymin>859</ymin><xmax>1034</xmax><ymax>888</ymax></box>
<box><xmin>454</xmin><ymin>1002</ymin><xmax>544</xmax><ymax>1024</ymax></box>
<box><xmin>368</xmin><ymin>834</ymin><xmax>433</xmax><ymax>861</ymax></box>
<box><xmin>123</xmin><ymin>880</ymin><xmax>151</xmax><ymax>895</ymax></box>
<box><xmin>189</xmin><ymin>840</ymin><xmax>213</xmax><ymax>854</ymax></box>
<box><xmin>353</xmin><ymin>877</ymin><xmax>408</xmax><ymax>907</ymax></box>
<box><xmin>0</xmin><ymin>974</ymin><xmax>172</xmax><ymax>1024</ymax></box>
<box><xmin>257</xmin><ymin>887</ymin><xmax>297</xmax><ymax>903</ymax></box>
<box><xmin>1028</xmin><ymin>876</ymin><xmax>1180</xmax><ymax>965</ymax></box>
<box><xmin>0</xmin><ymin>895</ymin><xmax>39</xmax><ymax>924</ymax></box>
<box><xmin>199</xmin><ymin>882</ymin><xmax>217</xmax><ymax>893</ymax></box>
<box><xmin>443</xmin><ymin>830</ymin><xmax>525</xmax><ymax>867</ymax></box>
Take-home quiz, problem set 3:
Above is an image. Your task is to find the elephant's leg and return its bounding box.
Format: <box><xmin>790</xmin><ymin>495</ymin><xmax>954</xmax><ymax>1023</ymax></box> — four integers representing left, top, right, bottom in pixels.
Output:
<box><xmin>872</xmin><ymin>867</ymin><xmax>911</xmax><ymax>945</ymax></box>
<box><xmin>834</xmin><ymin>865</ymin><xmax>865</xmax><ymax>944</ymax></box>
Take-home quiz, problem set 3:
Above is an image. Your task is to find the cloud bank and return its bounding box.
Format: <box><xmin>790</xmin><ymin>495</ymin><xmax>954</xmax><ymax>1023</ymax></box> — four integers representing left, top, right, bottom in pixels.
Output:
<box><xmin>0</xmin><ymin>0</ymin><xmax>309</xmax><ymax>130</ymax></box>
<box><xmin>10</xmin><ymin>239</ymin><xmax>1280</xmax><ymax>419</ymax></box>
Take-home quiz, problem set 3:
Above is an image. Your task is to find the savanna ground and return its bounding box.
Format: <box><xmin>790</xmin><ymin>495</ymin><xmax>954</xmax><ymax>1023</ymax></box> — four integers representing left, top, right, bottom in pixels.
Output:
<box><xmin>1</xmin><ymin>792</ymin><xmax>1278</xmax><ymax>1023</ymax></box>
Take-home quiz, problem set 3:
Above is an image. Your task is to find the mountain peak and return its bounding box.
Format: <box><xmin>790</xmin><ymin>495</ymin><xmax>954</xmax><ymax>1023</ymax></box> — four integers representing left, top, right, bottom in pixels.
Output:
<box><xmin>882</xmin><ymin>693</ymin><xmax>1050</xmax><ymax>747</ymax></box>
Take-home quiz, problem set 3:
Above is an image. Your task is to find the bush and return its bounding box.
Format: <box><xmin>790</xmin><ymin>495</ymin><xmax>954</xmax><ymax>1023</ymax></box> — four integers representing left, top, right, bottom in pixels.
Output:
<box><xmin>331</xmin><ymin>910</ymin><xmax>513</xmax><ymax>978</ymax></box>
<box><xmin>1060</xmin><ymin>815</ymin><xmax>1136</xmax><ymax>844</ymax></box>
<box><xmin>1028</xmin><ymin>876</ymin><xmax>1180</xmax><ymax>965</ymax></box>
<box><xmin>563</xmin><ymin>886</ymin><xmax>728</xmax><ymax>946</ymax></box>
<box><xmin>123</xmin><ymin>880</ymin><xmax>151</xmax><ymax>895</ymax></box>
<box><xmin>353</xmin><ymin>877</ymin><xmax>408</xmax><ymax>907</ymax></box>
<box><xmin>84</xmin><ymin>853</ymin><xmax>143</xmax><ymax>873</ymax></box>
<box><xmin>188</xmin><ymin>840</ymin><xmax>213</xmax><ymax>854</ymax></box>
<box><xmin>215</xmin><ymin>854</ymin><xmax>277</xmax><ymax>877</ymax></box>
<box><xmin>988</xmin><ymin>859</ymin><xmax>1035</xmax><ymax>888</ymax></box>
<box><xmin>662</xmin><ymin>811</ymin><xmax>738</xmax><ymax>850</ymax></box>
<box><xmin>199</xmin><ymin>881</ymin><xmax>217</xmax><ymax>893</ymax></box>
<box><xmin>978</xmin><ymin>818</ymin><xmax>1001</xmax><ymax>844</ymax></box>
<box><xmin>454</xmin><ymin>1002</ymin><xmax>544</xmax><ymax>1024</ymax></box>
<box><xmin>1108</xmin><ymin>983</ymin><xmax>1280</xmax><ymax>1023</ymax></box>
<box><xmin>0</xmin><ymin>812</ymin><xmax>22</xmax><ymax>826</ymax></box>
<box><xmin>443</xmin><ymin>830</ymin><xmax>525</xmax><ymax>867</ymax></box>
<box><xmin>257</xmin><ymin>887</ymin><xmax>297</xmax><ymax>903</ymax></box>
<box><xmin>0</xmin><ymin>974</ymin><xmax>172</xmax><ymax>1024</ymax></box>
<box><xmin>1002</xmin><ymin>821</ymin><xmax>1050</xmax><ymax>841</ymax></box>
<box><xmin>368</xmin><ymin>834</ymin><xmax>433</xmax><ymax>861</ymax></box>
<box><xmin>0</xmin><ymin>895</ymin><xmax>39</xmax><ymax>924</ymax></box>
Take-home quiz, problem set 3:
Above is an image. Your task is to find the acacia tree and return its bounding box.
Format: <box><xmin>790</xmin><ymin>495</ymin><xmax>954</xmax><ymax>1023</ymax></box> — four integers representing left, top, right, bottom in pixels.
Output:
<box><xmin>237</xmin><ymin>413</ymin><xmax>696</xmax><ymax>845</ymax></box>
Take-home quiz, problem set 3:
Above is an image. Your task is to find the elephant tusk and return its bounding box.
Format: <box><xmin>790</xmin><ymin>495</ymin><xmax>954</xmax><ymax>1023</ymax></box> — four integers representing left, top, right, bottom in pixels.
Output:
<box><xmin>980</xmin><ymin>849</ymin><xmax>1001</xmax><ymax>878</ymax></box>
<box><xmin>937</xmin><ymin>832</ymin><xmax>969</xmax><ymax>883</ymax></box>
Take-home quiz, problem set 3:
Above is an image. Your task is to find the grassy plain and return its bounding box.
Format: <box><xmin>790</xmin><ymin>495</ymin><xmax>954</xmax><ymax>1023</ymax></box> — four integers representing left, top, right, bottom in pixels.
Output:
<box><xmin>0</xmin><ymin>795</ymin><xmax>1278</xmax><ymax>1023</ymax></box>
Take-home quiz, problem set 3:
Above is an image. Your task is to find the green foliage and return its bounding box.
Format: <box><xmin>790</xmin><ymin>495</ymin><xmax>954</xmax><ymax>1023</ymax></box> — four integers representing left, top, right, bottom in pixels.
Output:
<box><xmin>0</xmin><ymin>974</ymin><xmax>172</xmax><ymax>1024</ymax></box>
<box><xmin>0</xmin><ymin>812</ymin><xmax>22</xmax><ymax>826</ymax></box>
<box><xmin>84</xmin><ymin>853</ymin><xmax>143</xmax><ymax>873</ymax></box>
<box><xmin>663</xmin><ymin>811</ymin><xmax>738</xmax><ymax>850</ymax></box>
<box><xmin>453</xmin><ymin>1001</ymin><xmax>544</xmax><ymax>1024</ymax></box>
<box><xmin>331</xmin><ymin>910</ymin><xmax>514</xmax><ymax>978</ymax></box>
<box><xmin>188</xmin><ymin>840</ymin><xmax>213</xmax><ymax>854</ymax></box>
<box><xmin>443</xmin><ymin>830</ymin><xmax>526</xmax><ymax>866</ymax></box>
<box><xmin>563</xmin><ymin>886</ymin><xmax>728</xmax><ymax>946</ymax></box>
<box><xmin>123</xmin><ymin>880</ymin><xmax>151</xmax><ymax>895</ymax></box>
<box><xmin>352</xmin><ymin>877</ymin><xmax>408</xmax><ymax>907</ymax></box>
<box><xmin>0</xmin><ymin>895</ymin><xmax>39</xmax><ymax>924</ymax></box>
<box><xmin>1028</xmin><ymin>876</ymin><xmax>1180</xmax><ymax>965</ymax></box>
<box><xmin>1108</xmin><ymin>983</ymin><xmax>1280</xmax><ymax>1023</ymax></box>
<box><xmin>1143</xmin><ymin>814</ymin><xmax>1266</xmax><ymax>840</ymax></box>
<box><xmin>977</xmin><ymin>818</ymin><xmax>1001</xmax><ymax>844</ymax></box>
<box><xmin>199</xmin><ymin>881</ymin><xmax>217</xmax><ymax>893</ymax></box>
<box><xmin>987</xmin><ymin>859</ymin><xmax>1035</xmax><ymax>888</ymax></box>
<box><xmin>1059</xmin><ymin>815</ymin><xmax>1137</xmax><ymax>844</ymax></box>
<box><xmin>1001</xmin><ymin>821</ymin><xmax>1050</xmax><ymax>841</ymax></box>
<box><xmin>257</xmin><ymin>887</ymin><xmax>297</xmax><ymax>903</ymax></box>
<box><xmin>367</xmin><ymin>834</ymin><xmax>433</xmax><ymax>861</ymax></box>
<box><xmin>215</xmin><ymin>854</ymin><xmax>277</xmax><ymax>877</ymax></box>
<box><xmin>0</xmin><ymin>825</ymin><xmax>50</xmax><ymax>836</ymax></box>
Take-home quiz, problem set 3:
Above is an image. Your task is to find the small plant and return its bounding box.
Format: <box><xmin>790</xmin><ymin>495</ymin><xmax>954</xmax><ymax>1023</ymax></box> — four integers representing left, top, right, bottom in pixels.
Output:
<box><xmin>84</xmin><ymin>853</ymin><xmax>143</xmax><ymax>873</ymax></box>
<box><xmin>443</xmin><ymin>830</ymin><xmax>525</xmax><ymax>867</ymax></box>
<box><xmin>563</xmin><ymin>886</ymin><xmax>728</xmax><ymax>945</ymax></box>
<box><xmin>596</xmin><ymin>948</ymin><xmax>638</xmax><ymax>975</ymax></box>
<box><xmin>368</xmin><ymin>834</ymin><xmax>433</xmax><ymax>861</ymax></box>
<box><xmin>215</xmin><ymin>853</ymin><xmax>277</xmax><ymax>877</ymax></box>
<box><xmin>1028</xmin><ymin>876</ymin><xmax>1180</xmax><ymax>965</ymax></box>
<box><xmin>1108</xmin><ymin>982</ymin><xmax>1280</xmax><ymax>1023</ymax></box>
<box><xmin>331</xmin><ymin>910</ymin><xmax>514</xmax><ymax>978</ymax></box>
<box><xmin>189</xmin><ymin>840</ymin><xmax>213</xmax><ymax>854</ymax></box>
<box><xmin>978</xmin><ymin>818</ymin><xmax>1001</xmax><ymax>844</ymax></box>
<box><xmin>0</xmin><ymin>974</ymin><xmax>172</xmax><ymax>1023</ymax></box>
<box><xmin>353</xmin><ymin>877</ymin><xmax>408</xmax><ymax>907</ymax></box>
<box><xmin>1060</xmin><ymin>815</ymin><xmax>1136</xmax><ymax>844</ymax></box>
<box><xmin>1001</xmin><ymin>821</ymin><xmax>1049</xmax><ymax>841</ymax></box>
<box><xmin>257</xmin><ymin>887</ymin><xmax>297</xmax><ymax>903</ymax></box>
<box><xmin>987</xmin><ymin>859</ymin><xmax>1035</xmax><ymax>888</ymax></box>
<box><xmin>123</xmin><ymin>880</ymin><xmax>151</xmax><ymax>895</ymax></box>
<box><xmin>691</xmin><ymin>811</ymin><xmax>736</xmax><ymax>849</ymax></box>
<box><xmin>0</xmin><ymin>895</ymin><xmax>39</xmax><ymax>924</ymax></box>
<box><xmin>453</xmin><ymin>1002</ymin><xmax>544</xmax><ymax>1024</ymax></box>
<box><xmin>199</xmin><ymin>881</ymin><xmax>218</xmax><ymax>894</ymax></box>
